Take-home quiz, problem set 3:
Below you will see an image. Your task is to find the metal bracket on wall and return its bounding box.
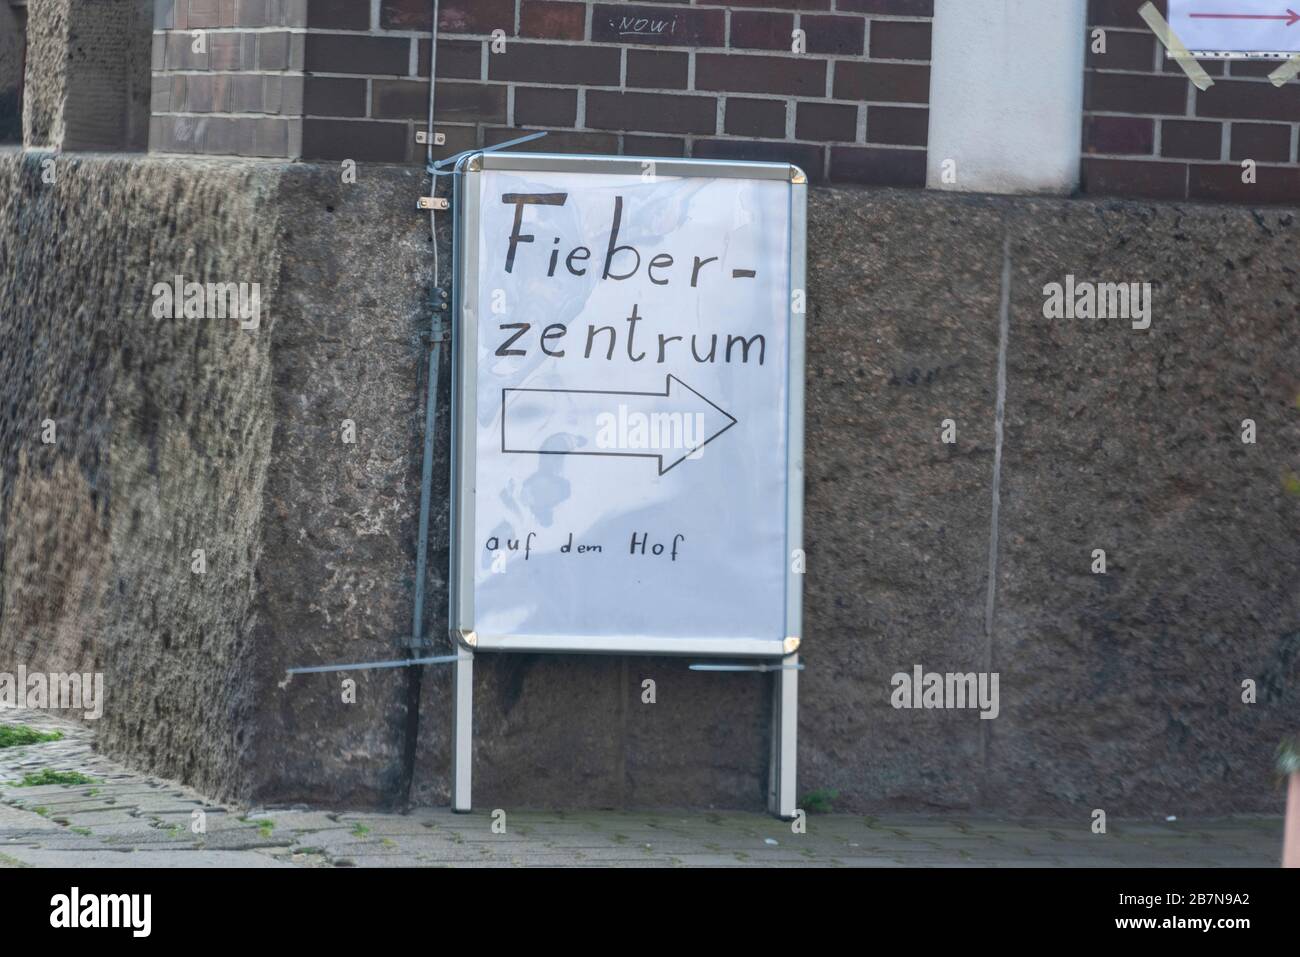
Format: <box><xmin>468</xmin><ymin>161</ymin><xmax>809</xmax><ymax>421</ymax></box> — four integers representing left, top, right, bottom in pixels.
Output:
<box><xmin>417</xmin><ymin>196</ymin><xmax>449</xmax><ymax>211</ymax></box>
<box><xmin>416</xmin><ymin>131</ymin><xmax>448</xmax><ymax>146</ymax></box>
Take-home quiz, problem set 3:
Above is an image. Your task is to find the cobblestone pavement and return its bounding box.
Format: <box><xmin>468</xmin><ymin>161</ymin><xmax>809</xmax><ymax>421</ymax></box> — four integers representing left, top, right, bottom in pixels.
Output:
<box><xmin>0</xmin><ymin>709</ymin><xmax>1283</xmax><ymax>868</ymax></box>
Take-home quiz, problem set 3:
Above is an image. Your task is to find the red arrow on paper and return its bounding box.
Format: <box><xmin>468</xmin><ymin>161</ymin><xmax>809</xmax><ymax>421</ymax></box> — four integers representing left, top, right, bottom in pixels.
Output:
<box><xmin>1190</xmin><ymin>8</ymin><xmax>1300</xmax><ymax>25</ymax></box>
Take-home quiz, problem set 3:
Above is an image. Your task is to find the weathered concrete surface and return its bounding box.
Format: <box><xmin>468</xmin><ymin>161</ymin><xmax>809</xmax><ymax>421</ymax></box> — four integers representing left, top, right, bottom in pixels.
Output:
<box><xmin>0</xmin><ymin>152</ymin><xmax>434</xmax><ymax>808</ymax></box>
<box><xmin>991</xmin><ymin>202</ymin><xmax>1300</xmax><ymax>815</ymax></box>
<box><xmin>2</xmin><ymin>150</ymin><xmax>1297</xmax><ymax>816</ymax></box>
<box><xmin>0</xmin><ymin>709</ymin><xmax>1282</xmax><ymax>867</ymax></box>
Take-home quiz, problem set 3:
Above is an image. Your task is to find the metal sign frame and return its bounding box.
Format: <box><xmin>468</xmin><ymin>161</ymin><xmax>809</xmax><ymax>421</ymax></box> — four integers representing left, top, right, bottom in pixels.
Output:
<box><xmin>448</xmin><ymin>151</ymin><xmax>806</xmax><ymax>816</ymax></box>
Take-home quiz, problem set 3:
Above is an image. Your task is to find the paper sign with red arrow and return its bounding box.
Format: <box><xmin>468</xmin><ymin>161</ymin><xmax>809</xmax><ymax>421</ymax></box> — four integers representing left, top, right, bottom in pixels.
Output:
<box><xmin>1171</xmin><ymin>1</ymin><xmax>1300</xmax><ymax>54</ymax></box>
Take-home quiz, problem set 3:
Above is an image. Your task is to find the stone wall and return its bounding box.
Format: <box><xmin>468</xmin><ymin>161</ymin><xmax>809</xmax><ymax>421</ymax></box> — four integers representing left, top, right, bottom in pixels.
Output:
<box><xmin>2</xmin><ymin>149</ymin><xmax>1297</xmax><ymax>816</ymax></box>
<box><xmin>0</xmin><ymin>151</ymin><xmax>434</xmax><ymax>806</ymax></box>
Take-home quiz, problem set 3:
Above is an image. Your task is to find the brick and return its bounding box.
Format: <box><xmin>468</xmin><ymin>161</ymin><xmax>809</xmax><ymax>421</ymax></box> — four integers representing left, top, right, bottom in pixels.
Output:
<box><xmin>833</xmin><ymin>61</ymin><xmax>929</xmax><ymax>103</ymax></box>
<box><xmin>253</xmin><ymin>118</ymin><xmax>291</xmax><ymax>157</ymax></box>
<box><xmin>730</xmin><ymin>12</ymin><xmax>795</xmax><ymax>51</ymax></box>
<box><xmin>1189</xmin><ymin>164</ymin><xmax>1300</xmax><ymax>204</ymax></box>
<box><xmin>692</xmin><ymin>139</ymin><xmax>826</xmax><ymax>182</ymax></box>
<box><xmin>483</xmin><ymin>127</ymin><xmax>620</xmax><ymax>154</ymax></box>
<box><xmin>259</xmin><ymin>31</ymin><xmax>291</xmax><ymax>71</ymax></box>
<box><xmin>170</xmin><ymin>75</ymin><xmax>188</xmax><ymax>113</ymax></box>
<box><xmin>236</xmin><ymin>0</ymin><xmax>270</xmax><ymax>28</ymax></box>
<box><xmin>1228</xmin><ymin>60</ymin><xmax>1281</xmax><ymax>79</ymax></box>
<box><xmin>166</xmin><ymin>33</ymin><xmax>209</xmax><ymax>70</ymax></box>
<box><xmin>1160</xmin><ymin>119</ymin><xmax>1221</xmax><ymax>159</ymax></box>
<box><xmin>422</xmin><ymin>40</ymin><xmax>482</xmax><ymax>79</ymax></box>
<box><xmin>1081</xmin><ymin>157</ymin><xmax>1187</xmax><ymax>199</ymax></box>
<box><xmin>158</xmin><ymin>116</ymin><xmax>204</xmax><ymax>153</ymax></box>
<box><xmin>797</xmin><ymin>101</ymin><xmax>857</xmax><ymax>142</ymax></box>
<box><xmin>308</xmin><ymin>0</ymin><xmax>370</xmax><ymax>30</ymax></box>
<box><xmin>262</xmin><ymin>74</ymin><xmax>283</xmax><ymax>113</ymax></box>
<box><xmin>232</xmin><ymin>74</ymin><xmax>264</xmax><ymax>113</ymax></box>
<box><xmin>302</xmin><ymin>118</ymin><xmax>410</xmax><ymax>162</ymax></box>
<box><xmin>626</xmin><ymin>49</ymin><xmax>689</xmax><ymax>89</ymax></box>
<box><xmin>377</xmin><ymin>80</ymin><xmax>506</xmax><ymax>122</ymax></box>
<box><xmin>867</xmin><ymin>105</ymin><xmax>928</xmax><ymax>146</ymax></box>
<box><xmin>369</xmin><ymin>79</ymin><xmax>428</xmax><ymax>120</ymax></box>
<box><xmin>1230</xmin><ymin>123</ymin><xmax>1292</xmax><ymax>163</ymax></box>
<box><xmin>718</xmin><ymin>0</ymin><xmax>831</xmax><ymax>9</ymax></box>
<box><xmin>591</xmin><ymin>4</ymin><xmax>725</xmax><ymax>48</ymax></box>
<box><xmin>801</xmin><ymin>15</ymin><xmax>865</xmax><ymax>57</ymax></box>
<box><xmin>1085</xmin><ymin>72</ymin><xmax>1188</xmax><ymax>115</ymax></box>
<box><xmin>1197</xmin><ymin>81</ymin><xmax>1300</xmax><ymax>123</ymax></box>
<box><xmin>585</xmin><ymin>91</ymin><xmax>717</xmax><ymax>134</ymax></box>
<box><xmin>1083</xmin><ymin>115</ymin><xmax>1154</xmax><ymax>154</ymax></box>
<box><xmin>695</xmin><ymin>54</ymin><xmax>826</xmax><ymax>97</ymax></box>
<box><xmin>725</xmin><ymin>98</ymin><xmax>787</xmax><ymax>138</ymax></box>
<box><xmin>869</xmin><ymin>20</ymin><xmax>931</xmax><ymax>60</ymax></box>
<box><xmin>828</xmin><ymin>146</ymin><xmax>925</xmax><ymax>187</ymax></box>
<box><xmin>438</xmin><ymin>0</ymin><xmax>515</xmax><ymax>33</ymax></box>
<box><xmin>203</xmin><ymin>117</ymin><xmax>245</xmax><ymax>156</ymax></box>
<box><xmin>514</xmin><ymin>87</ymin><xmax>578</xmax><ymax>127</ymax></box>
<box><xmin>1088</xmin><ymin>0</ymin><xmax>1165</xmax><ymax>29</ymax></box>
<box><xmin>488</xmin><ymin>43</ymin><xmax>621</xmax><ymax>85</ymax></box>
<box><xmin>381</xmin><ymin>0</ymin><xmax>433</xmax><ymax>30</ymax></box>
<box><xmin>304</xmin><ymin>77</ymin><xmax>368</xmax><ymax>117</ymax></box>
<box><xmin>520</xmin><ymin>1</ymin><xmax>586</xmax><ymax>40</ymax></box>
<box><xmin>305</xmin><ymin>34</ymin><xmax>412</xmax><ymax>75</ymax></box>
<box><xmin>190</xmin><ymin>0</ymin><xmax>221</xmax><ymax>28</ymax></box>
<box><xmin>1085</xmin><ymin>29</ymin><xmax>1155</xmax><ymax>71</ymax></box>
<box><xmin>186</xmin><ymin>75</ymin><xmax>230</xmax><ymax>113</ymax></box>
<box><xmin>209</xmin><ymin>33</ymin><xmax>244</xmax><ymax>70</ymax></box>
<box><xmin>151</xmin><ymin>75</ymin><xmax>172</xmax><ymax>113</ymax></box>
<box><xmin>837</xmin><ymin>0</ymin><xmax>933</xmax><ymax>14</ymax></box>
<box><xmin>623</xmin><ymin>135</ymin><xmax>687</xmax><ymax>157</ymax></box>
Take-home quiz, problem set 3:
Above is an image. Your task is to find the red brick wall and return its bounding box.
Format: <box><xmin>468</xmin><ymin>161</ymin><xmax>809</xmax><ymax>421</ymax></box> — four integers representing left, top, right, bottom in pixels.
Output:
<box><xmin>300</xmin><ymin>0</ymin><xmax>934</xmax><ymax>184</ymax></box>
<box><xmin>1083</xmin><ymin>0</ymin><xmax>1300</xmax><ymax>204</ymax></box>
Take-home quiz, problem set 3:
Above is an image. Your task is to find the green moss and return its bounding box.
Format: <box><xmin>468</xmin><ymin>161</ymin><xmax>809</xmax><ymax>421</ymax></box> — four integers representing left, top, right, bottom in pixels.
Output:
<box><xmin>0</xmin><ymin>726</ymin><xmax>63</xmax><ymax>749</ymax></box>
<box><xmin>800</xmin><ymin>789</ymin><xmax>839</xmax><ymax>814</ymax></box>
<box><xmin>14</xmin><ymin>770</ymin><xmax>96</xmax><ymax>787</ymax></box>
<box><xmin>350</xmin><ymin>822</ymin><xmax>370</xmax><ymax>837</ymax></box>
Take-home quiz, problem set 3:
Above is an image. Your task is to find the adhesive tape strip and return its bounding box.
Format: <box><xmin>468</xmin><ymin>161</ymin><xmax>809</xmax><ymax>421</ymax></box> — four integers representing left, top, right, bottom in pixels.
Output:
<box><xmin>1268</xmin><ymin>54</ymin><xmax>1300</xmax><ymax>88</ymax></box>
<box><xmin>1138</xmin><ymin>2</ymin><xmax>1214</xmax><ymax>92</ymax></box>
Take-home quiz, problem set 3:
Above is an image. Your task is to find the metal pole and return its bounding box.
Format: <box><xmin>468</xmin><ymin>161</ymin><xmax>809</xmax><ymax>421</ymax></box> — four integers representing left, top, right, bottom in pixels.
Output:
<box><xmin>768</xmin><ymin>653</ymin><xmax>798</xmax><ymax>819</ymax></box>
<box><xmin>449</xmin><ymin>149</ymin><xmax>473</xmax><ymax>813</ymax></box>
<box><xmin>453</xmin><ymin>647</ymin><xmax>473</xmax><ymax>811</ymax></box>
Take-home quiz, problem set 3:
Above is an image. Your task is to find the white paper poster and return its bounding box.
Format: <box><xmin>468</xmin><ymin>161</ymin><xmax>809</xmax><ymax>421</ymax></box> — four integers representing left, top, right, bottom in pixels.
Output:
<box><xmin>454</xmin><ymin>157</ymin><xmax>803</xmax><ymax>653</ymax></box>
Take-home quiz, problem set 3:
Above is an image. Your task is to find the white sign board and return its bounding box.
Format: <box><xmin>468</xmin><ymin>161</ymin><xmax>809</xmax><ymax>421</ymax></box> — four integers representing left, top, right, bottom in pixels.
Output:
<box><xmin>1169</xmin><ymin>0</ymin><xmax>1300</xmax><ymax>56</ymax></box>
<box><xmin>450</xmin><ymin>153</ymin><xmax>806</xmax><ymax>657</ymax></box>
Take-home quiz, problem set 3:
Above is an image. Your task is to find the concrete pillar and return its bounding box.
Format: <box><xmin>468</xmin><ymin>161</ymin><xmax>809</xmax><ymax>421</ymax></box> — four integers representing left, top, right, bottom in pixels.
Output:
<box><xmin>20</xmin><ymin>0</ymin><xmax>152</xmax><ymax>151</ymax></box>
<box><xmin>926</xmin><ymin>0</ymin><xmax>1088</xmax><ymax>195</ymax></box>
<box><xmin>0</xmin><ymin>3</ymin><xmax>23</xmax><ymax>143</ymax></box>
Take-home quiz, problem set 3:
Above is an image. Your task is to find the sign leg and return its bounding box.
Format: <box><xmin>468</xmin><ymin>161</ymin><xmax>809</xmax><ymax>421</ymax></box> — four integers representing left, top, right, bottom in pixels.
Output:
<box><xmin>767</xmin><ymin>654</ymin><xmax>798</xmax><ymax>819</ymax></box>
<box><xmin>452</xmin><ymin>649</ymin><xmax>473</xmax><ymax>812</ymax></box>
